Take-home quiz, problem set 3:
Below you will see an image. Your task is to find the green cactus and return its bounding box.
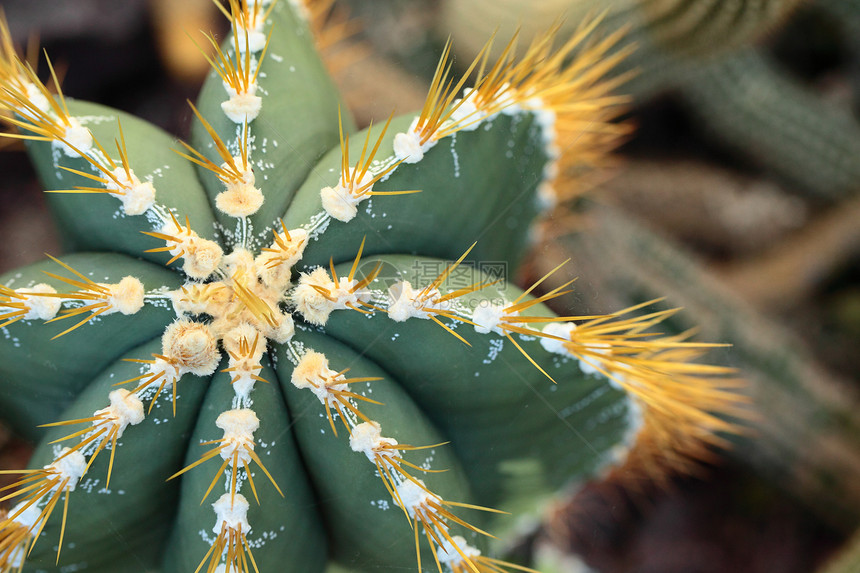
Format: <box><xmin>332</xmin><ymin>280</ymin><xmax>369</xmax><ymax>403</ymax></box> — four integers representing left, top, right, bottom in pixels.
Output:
<box><xmin>679</xmin><ymin>47</ymin><xmax>860</xmax><ymax>201</ymax></box>
<box><xmin>0</xmin><ymin>2</ymin><xmax>744</xmax><ymax>572</ymax></box>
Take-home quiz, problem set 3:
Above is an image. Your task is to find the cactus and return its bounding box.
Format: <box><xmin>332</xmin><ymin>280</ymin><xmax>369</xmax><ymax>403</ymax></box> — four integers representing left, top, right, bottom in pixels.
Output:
<box><xmin>441</xmin><ymin>0</ymin><xmax>803</xmax><ymax>59</ymax></box>
<box><xmin>440</xmin><ymin>0</ymin><xmax>860</xmax><ymax>201</ymax></box>
<box><xmin>0</xmin><ymin>2</ymin><xmax>745</xmax><ymax>572</ymax></box>
<box><xmin>438</xmin><ymin>0</ymin><xmax>804</xmax><ymax>96</ymax></box>
<box><xmin>680</xmin><ymin>47</ymin><xmax>860</xmax><ymax>201</ymax></box>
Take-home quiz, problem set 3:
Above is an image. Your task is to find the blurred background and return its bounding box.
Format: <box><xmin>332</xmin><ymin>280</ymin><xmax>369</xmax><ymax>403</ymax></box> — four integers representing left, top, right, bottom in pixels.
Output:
<box><xmin>1</xmin><ymin>1</ymin><xmax>858</xmax><ymax>571</ymax></box>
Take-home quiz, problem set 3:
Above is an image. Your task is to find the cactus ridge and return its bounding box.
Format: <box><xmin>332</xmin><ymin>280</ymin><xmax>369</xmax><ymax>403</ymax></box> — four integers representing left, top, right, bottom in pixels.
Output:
<box><xmin>0</xmin><ymin>1</ymin><xmax>746</xmax><ymax>572</ymax></box>
<box><xmin>638</xmin><ymin>0</ymin><xmax>805</xmax><ymax>54</ymax></box>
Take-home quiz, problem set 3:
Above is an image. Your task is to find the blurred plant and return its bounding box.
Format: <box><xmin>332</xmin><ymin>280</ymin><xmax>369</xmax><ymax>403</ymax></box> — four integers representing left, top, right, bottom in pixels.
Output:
<box><xmin>822</xmin><ymin>527</ymin><xmax>860</xmax><ymax>573</ymax></box>
<box><xmin>440</xmin><ymin>0</ymin><xmax>860</xmax><ymax>200</ymax></box>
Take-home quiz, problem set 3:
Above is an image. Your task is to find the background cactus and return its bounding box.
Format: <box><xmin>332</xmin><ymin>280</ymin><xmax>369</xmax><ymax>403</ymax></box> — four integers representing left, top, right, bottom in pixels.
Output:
<box><xmin>439</xmin><ymin>0</ymin><xmax>860</xmax><ymax>201</ymax></box>
<box><xmin>0</xmin><ymin>1</ymin><xmax>748</xmax><ymax>572</ymax></box>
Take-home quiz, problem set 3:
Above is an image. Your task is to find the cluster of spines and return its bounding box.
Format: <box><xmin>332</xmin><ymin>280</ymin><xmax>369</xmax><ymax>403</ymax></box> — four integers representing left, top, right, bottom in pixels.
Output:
<box><xmin>169</xmin><ymin>407</ymin><xmax>282</xmax><ymax>506</ymax></box>
<box><xmin>176</xmin><ymin>105</ymin><xmax>264</xmax><ymax>219</ymax></box>
<box><xmin>197</xmin><ymin>0</ymin><xmax>272</xmax><ymax>124</ymax></box>
<box><xmin>0</xmin><ymin>39</ymin><xmax>90</xmax><ymax>159</ymax></box>
<box><xmin>319</xmin><ymin>109</ymin><xmax>420</xmax><ymax>223</ymax></box>
<box><xmin>287</xmin><ymin>348</ymin><xmax>534</xmax><ymax>573</ymax></box>
<box><xmin>0</xmin><ymin>448</ymin><xmax>86</xmax><ymax>568</ymax></box>
<box><xmin>0</xmin><ymin>1</ymin><xmax>747</xmax><ymax>571</ymax></box>
<box><xmin>0</xmin><ymin>17</ymin><xmax>173</xmax><ymax>220</ymax></box>
<box><xmin>316</xmin><ymin>16</ymin><xmax>633</xmax><ymax>223</ymax></box>
<box><xmin>386</xmin><ymin>16</ymin><xmax>633</xmax><ymax>207</ymax></box>
<box><xmin>0</xmin><ymin>260</ymin><xmax>147</xmax><ymax>340</ymax></box>
<box><xmin>200</xmin><ymin>492</ymin><xmax>258</xmax><ymax>573</ymax></box>
<box><xmin>537</xmin><ymin>300</ymin><xmax>750</xmax><ymax>479</ymax></box>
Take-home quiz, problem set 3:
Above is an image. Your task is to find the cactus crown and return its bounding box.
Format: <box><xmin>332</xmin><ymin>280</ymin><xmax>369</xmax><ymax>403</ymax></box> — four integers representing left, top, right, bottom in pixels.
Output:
<box><xmin>0</xmin><ymin>1</ymin><xmax>746</xmax><ymax>572</ymax></box>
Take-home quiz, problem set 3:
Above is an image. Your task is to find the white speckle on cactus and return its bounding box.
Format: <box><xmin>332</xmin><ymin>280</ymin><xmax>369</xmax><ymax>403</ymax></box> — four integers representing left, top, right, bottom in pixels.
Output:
<box><xmin>394</xmin><ymin>479</ymin><xmax>441</xmax><ymax>520</ymax></box>
<box><xmin>449</xmin><ymin>133</ymin><xmax>461</xmax><ymax>177</ymax></box>
<box><xmin>105</xmin><ymin>167</ymin><xmax>156</xmax><ymax>216</ymax></box>
<box><xmin>222</xmin><ymin>90</ymin><xmax>263</xmax><ymax>123</ymax></box>
<box><xmin>18</xmin><ymin>283</ymin><xmax>61</xmax><ymax>320</ymax></box>
<box><xmin>472</xmin><ymin>301</ymin><xmax>512</xmax><ymax>335</ymax></box>
<box><xmin>349</xmin><ymin>421</ymin><xmax>397</xmax><ymax>463</ymax></box>
<box><xmin>437</xmin><ymin>535</ymin><xmax>481</xmax><ymax>567</ymax></box>
<box><xmin>94</xmin><ymin>389</ymin><xmax>145</xmax><ymax>437</ymax></box>
<box><xmin>212</xmin><ymin>493</ymin><xmax>251</xmax><ymax>534</ymax></box>
<box><xmin>487</xmin><ymin>338</ymin><xmax>505</xmax><ymax>362</ymax></box>
<box><xmin>393</xmin><ymin>117</ymin><xmax>437</xmax><ymax>164</ymax></box>
<box><xmin>320</xmin><ymin>165</ymin><xmax>375</xmax><ymax>222</ymax></box>
<box><xmin>369</xmin><ymin>499</ymin><xmax>391</xmax><ymax>511</ymax></box>
<box><xmin>47</xmin><ymin>448</ymin><xmax>87</xmax><ymax>492</ymax></box>
<box><xmin>54</xmin><ymin>117</ymin><xmax>93</xmax><ymax>158</ymax></box>
<box><xmin>161</xmin><ymin>319</ymin><xmax>220</xmax><ymax>376</ymax></box>
<box><xmin>216</xmin><ymin>409</ymin><xmax>260</xmax><ymax>465</ymax></box>
<box><xmin>105</xmin><ymin>276</ymin><xmax>145</xmax><ymax>315</ymax></box>
<box><xmin>540</xmin><ymin>322</ymin><xmax>577</xmax><ymax>355</ymax></box>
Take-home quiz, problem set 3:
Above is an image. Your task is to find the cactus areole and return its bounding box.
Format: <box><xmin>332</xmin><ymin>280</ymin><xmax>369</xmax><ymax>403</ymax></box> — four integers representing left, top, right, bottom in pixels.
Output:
<box><xmin>0</xmin><ymin>1</ymin><xmax>743</xmax><ymax>572</ymax></box>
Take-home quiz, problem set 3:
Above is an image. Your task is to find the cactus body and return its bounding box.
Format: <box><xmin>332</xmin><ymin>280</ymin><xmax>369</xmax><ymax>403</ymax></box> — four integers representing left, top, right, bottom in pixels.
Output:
<box><xmin>0</xmin><ymin>2</ymin><xmax>743</xmax><ymax>572</ymax></box>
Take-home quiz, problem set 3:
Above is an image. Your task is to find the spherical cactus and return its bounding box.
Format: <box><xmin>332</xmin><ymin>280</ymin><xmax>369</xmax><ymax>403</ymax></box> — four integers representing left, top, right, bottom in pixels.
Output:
<box><xmin>0</xmin><ymin>2</ymin><xmax>745</xmax><ymax>572</ymax></box>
